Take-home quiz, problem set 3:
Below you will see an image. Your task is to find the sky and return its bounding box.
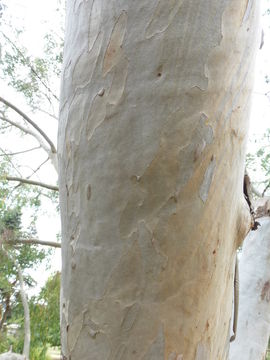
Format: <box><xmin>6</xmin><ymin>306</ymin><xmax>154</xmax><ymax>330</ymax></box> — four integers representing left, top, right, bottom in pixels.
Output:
<box><xmin>0</xmin><ymin>0</ymin><xmax>270</xmax><ymax>293</ymax></box>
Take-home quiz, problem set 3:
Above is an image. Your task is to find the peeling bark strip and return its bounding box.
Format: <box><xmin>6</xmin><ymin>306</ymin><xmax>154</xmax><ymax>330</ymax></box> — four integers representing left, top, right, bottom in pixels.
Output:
<box><xmin>58</xmin><ymin>0</ymin><xmax>260</xmax><ymax>358</ymax></box>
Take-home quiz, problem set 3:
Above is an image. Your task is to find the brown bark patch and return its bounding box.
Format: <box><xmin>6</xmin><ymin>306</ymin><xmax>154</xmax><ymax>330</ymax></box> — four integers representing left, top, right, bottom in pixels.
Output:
<box><xmin>103</xmin><ymin>12</ymin><xmax>127</xmax><ymax>75</ymax></box>
<box><xmin>261</xmin><ymin>281</ymin><xmax>270</xmax><ymax>302</ymax></box>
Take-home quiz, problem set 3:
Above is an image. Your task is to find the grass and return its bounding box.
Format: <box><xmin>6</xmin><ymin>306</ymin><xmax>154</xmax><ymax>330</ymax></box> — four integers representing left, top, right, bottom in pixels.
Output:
<box><xmin>46</xmin><ymin>347</ymin><xmax>61</xmax><ymax>360</ymax></box>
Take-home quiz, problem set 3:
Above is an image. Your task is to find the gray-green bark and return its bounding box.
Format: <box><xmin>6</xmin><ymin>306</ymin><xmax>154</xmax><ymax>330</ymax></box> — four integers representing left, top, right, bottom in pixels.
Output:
<box><xmin>58</xmin><ymin>0</ymin><xmax>260</xmax><ymax>358</ymax></box>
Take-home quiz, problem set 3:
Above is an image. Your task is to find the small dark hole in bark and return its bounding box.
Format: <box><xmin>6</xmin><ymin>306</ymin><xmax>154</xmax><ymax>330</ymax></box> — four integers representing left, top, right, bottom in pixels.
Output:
<box><xmin>157</xmin><ymin>72</ymin><xmax>162</xmax><ymax>77</ymax></box>
<box><xmin>212</xmin><ymin>250</ymin><xmax>216</xmax><ymax>255</ymax></box>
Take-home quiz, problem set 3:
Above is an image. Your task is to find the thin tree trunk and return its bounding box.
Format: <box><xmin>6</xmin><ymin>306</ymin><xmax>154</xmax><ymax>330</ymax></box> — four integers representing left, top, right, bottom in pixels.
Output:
<box><xmin>58</xmin><ymin>0</ymin><xmax>260</xmax><ymax>358</ymax></box>
<box><xmin>229</xmin><ymin>217</ymin><xmax>270</xmax><ymax>359</ymax></box>
<box><xmin>0</xmin><ymin>294</ymin><xmax>10</xmax><ymax>330</ymax></box>
<box><xmin>0</xmin><ymin>255</ymin><xmax>30</xmax><ymax>360</ymax></box>
<box><xmin>17</xmin><ymin>266</ymin><xmax>30</xmax><ymax>360</ymax></box>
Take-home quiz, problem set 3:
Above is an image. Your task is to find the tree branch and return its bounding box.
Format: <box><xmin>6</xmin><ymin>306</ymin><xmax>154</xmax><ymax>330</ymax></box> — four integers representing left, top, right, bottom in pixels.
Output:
<box><xmin>0</xmin><ymin>115</ymin><xmax>51</xmax><ymax>152</ymax></box>
<box><xmin>26</xmin><ymin>157</ymin><xmax>50</xmax><ymax>179</ymax></box>
<box><xmin>3</xmin><ymin>176</ymin><xmax>58</xmax><ymax>191</ymax></box>
<box><xmin>0</xmin><ymin>145</ymin><xmax>41</xmax><ymax>157</ymax></box>
<box><xmin>6</xmin><ymin>238</ymin><xmax>61</xmax><ymax>248</ymax></box>
<box><xmin>0</xmin><ymin>146</ymin><xmax>23</xmax><ymax>178</ymax></box>
<box><xmin>0</xmin><ymin>97</ymin><xmax>56</xmax><ymax>154</ymax></box>
<box><xmin>2</xmin><ymin>32</ymin><xmax>59</xmax><ymax>102</ymax></box>
<box><xmin>32</xmin><ymin>106</ymin><xmax>59</xmax><ymax>121</ymax></box>
<box><xmin>262</xmin><ymin>184</ymin><xmax>270</xmax><ymax>197</ymax></box>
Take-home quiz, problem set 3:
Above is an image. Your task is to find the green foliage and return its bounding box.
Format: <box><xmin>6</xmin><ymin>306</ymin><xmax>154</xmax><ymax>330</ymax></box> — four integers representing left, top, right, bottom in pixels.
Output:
<box><xmin>0</xmin><ymin>208</ymin><xmax>50</xmax><ymax>355</ymax></box>
<box><xmin>3</xmin><ymin>272</ymin><xmax>61</xmax><ymax>360</ymax></box>
<box><xmin>0</xmin><ymin>17</ymin><xmax>63</xmax><ymax>111</ymax></box>
<box><xmin>31</xmin><ymin>272</ymin><xmax>60</xmax><ymax>348</ymax></box>
<box><xmin>246</xmin><ymin>128</ymin><xmax>270</xmax><ymax>196</ymax></box>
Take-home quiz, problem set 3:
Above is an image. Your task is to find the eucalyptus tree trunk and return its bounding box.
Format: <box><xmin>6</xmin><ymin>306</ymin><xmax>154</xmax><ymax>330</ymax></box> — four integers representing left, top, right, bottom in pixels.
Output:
<box><xmin>58</xmin><ymin>0</ymin><xmax>260</xmax><ymax>358</ymax></box>
<box><xmin>230</xmin><ymin>216</ymin><xmax>270</xmax><ymax>359</ymax></box>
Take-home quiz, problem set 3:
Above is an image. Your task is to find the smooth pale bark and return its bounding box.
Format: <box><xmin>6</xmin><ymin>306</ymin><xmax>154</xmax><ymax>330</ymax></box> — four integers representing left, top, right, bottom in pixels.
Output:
<box><xmin>229</xmin><ymin>217</ymin><xmax>270</xmax><ymax>359</ymax></box>
<box><xmin>17</xmin><ymin>267</ymin><xmax>30</xmax><ymax>360</ymax></box>
<box><xmin>58</xmin><ymin>1</ymin><xmax>260</xmax><ymax>358</ymax></box>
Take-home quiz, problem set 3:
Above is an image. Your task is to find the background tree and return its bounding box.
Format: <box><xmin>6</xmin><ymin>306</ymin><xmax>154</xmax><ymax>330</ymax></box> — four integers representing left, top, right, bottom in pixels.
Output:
<box><xmin>6</xmin><ymin>272</ymin><xmax>61</xmax><ymax>360</ymax></box>
<box><xmin>0</xmin><ymin>2</ymin><xmax>63</xmax><ymax>358</ymax></box>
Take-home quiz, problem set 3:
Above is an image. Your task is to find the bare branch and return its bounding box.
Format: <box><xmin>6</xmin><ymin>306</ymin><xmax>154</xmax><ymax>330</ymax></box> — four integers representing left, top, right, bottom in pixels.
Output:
<box><xmin>0</xmin><ymin>145</ymin><xmax>41</xmax><ymax>157</ymax></box>
<box><xmin>262</xmin><ymin>184</ymin><xmax>270</xmax><ymax>197</ymax></box>
<box><xmin>3</xmin><ymin>176</ymin><xmax>59</xmax><ymax>191</ymax></box>
<box><xmin>27</xmin><ymin>157</ymin><xmax>50</xmax><ymax>178</ymax></box>
<box><xmin>0</xmin><ymin>97</ymin><xmax>56</xmax><ymax>154</ymax></box>
<box><xmin>0</xmin><ymin>146</ymin><xmax>23</xmax><ymax>177</ymax></box>
<box><xmin>2</xmin><ymin>32</ymin><xmax>59</xmax><ymax>102</ymax></box>
<box><xmin>0</xmin><ymin>115</ymin><xmax>51</xmax><ymax>154</ymax></box>
<box><xmin>6</xmin><ymin>238</ymin><xmax>61</xmax><ymax>248</ymax></box>
<box><xmin>32</xmin><ymin>106</ymin><xmax>59</xmax><ymax>121</ymax></box>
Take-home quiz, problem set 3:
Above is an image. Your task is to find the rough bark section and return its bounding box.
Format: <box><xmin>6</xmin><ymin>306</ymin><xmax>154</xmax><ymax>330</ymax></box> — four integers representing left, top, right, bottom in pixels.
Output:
<box><xmin>58</xmin><ymin>0</ymin><xmax>259</xmax><ymax>358</ymax></box>
<box><xmin>229</xmin><ymin>218</ymin><xmax>270</xmax><ymax>360</ymax></box>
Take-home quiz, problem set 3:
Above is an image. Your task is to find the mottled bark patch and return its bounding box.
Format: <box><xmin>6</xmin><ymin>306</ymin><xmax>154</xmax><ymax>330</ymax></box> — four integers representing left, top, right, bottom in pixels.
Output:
<box><xmin>103</xmin><ymin>12</ymin><xmax>127</xmax><ymax>75</ymax></box>
<box><xmin>121</xmin><ymin>302</ymin><xmax>140</xmax><ymax>332</ymax></box>
<box><xmin>108</xmin><ymin>57</ymin><xmax>128</xmax><ymax>105</ymax></box>
<box><xmin>67</xmin><ymin>311</ymin><xmax>84</xmax><ymax>352</ymax></box>
<box><xmin>86</xmin><ymin>93</ymin><xmax>107</xmax><ymax>140</ymax></box>
<box><xmin>112</xmin><ymin>344</ymin><xmax>127</xmax><ymax>360</ymax></box>
<box><xmin>199</xmin><ymin>156</ymin><xmax>216</xmax><ymax>203</ymax></box>
<box><xmin>142</xmin><ymin>326</ymin><xmax>165</xmax><ymax>360</ymax></box>
<box><xmin>145</xmin><ymin>0</ymin><xmax>183</xmax><ymax>39</ymax></box>
<box><xmin>194</xmin><ymin>114</ymin><xmax>213</xmax><ymax>162</ymax></box>
<box><xmin>70</xmin><ymin>224</ymin><xmax>81</xmax><ymax>254</ymax></box>
<box><xmin>168</xmin><ymin>352</ymin><xmax>183</xmax><ymax>360</ymax></box>
<box><xmin>72</xmin><ymin>31</ymin><xmax>102</xmax><ymax>89</ymax></box>
<box><xmin>88</xmin><ymin>0</ymin><xmax>102</xmax><ymax>51</ymax></box>
<box><xmin>195</xmin><ymin>342</ymin><xmax>209</xmax><ymax>360</ymax></box>
<box><xmin>261</xmin><ymin>281</ymin><xmax>270</xmax><ymax>302</ymax></box>
<box><xmin>242</xmin><ymin>0</ymin><xmax>253</xmax><ymax>24</ymax></box>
